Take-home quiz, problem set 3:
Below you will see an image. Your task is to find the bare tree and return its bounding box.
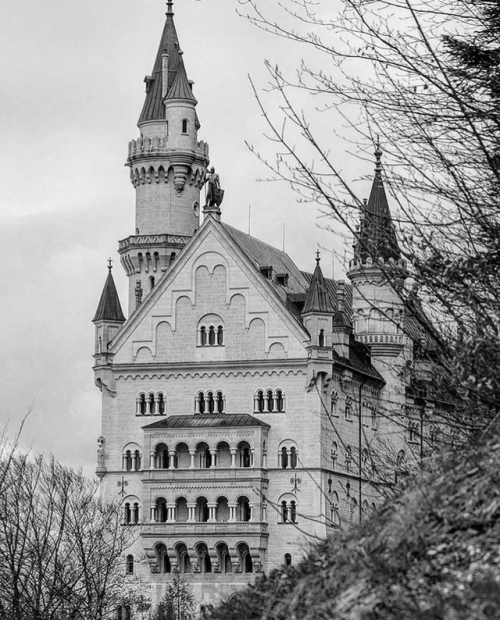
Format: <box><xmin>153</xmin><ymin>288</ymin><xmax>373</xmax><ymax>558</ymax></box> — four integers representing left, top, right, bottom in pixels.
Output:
<box><xmin>0</xmin><ymin>444</ymin><xmax>134</xmax><ymax>620</ymax></box>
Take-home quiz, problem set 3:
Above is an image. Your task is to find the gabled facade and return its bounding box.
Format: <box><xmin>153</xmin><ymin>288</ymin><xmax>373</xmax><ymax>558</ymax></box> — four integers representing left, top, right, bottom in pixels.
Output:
<box><xmin>92</xmin><ymin>4</ymin><xmax>446</xmax><ymax>611</ymax></box>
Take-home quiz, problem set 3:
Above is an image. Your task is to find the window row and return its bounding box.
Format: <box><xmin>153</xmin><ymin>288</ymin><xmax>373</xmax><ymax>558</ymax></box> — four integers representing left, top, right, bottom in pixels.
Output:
<box><xmin>134</xmin><ymin>388</ymin><xmax>288</xmax><ymax>416</ymax></box>
<box><xmin>195</xmin><ymin>390</ymin><xmax>225</xmax><ymax>414</ymax></box>
<box><xmin>150</xmin><ymin>541</ymin><xmax>257</xmax><ymax>575</ymax></box>
<box><xmin>121</xmin><ymin>441</ymin><xmax>305</xmax><ymax>472</ymax></box>
<box><xmin>254</xmin><ymin>389</ymin><xmax>285</xmax><ymax>413</ymax></box>
<box><xmin>151</xmin><ymin>495</ymin><xmax>253</xmax><ymax>524</ymax></box>
<box><xmin>136</xmin><ymin>392</ymin><xmax>166</xmax><ymax>416</ymax></box>
<box><xmin>331</xmin><ymin>393</ymin><xmax>378</xmax><ymax>429</ymax></box>
<box><xmin>198</xmin><ymin>325</ymin><xmax>224</xmax><ymax>347</ymax></box>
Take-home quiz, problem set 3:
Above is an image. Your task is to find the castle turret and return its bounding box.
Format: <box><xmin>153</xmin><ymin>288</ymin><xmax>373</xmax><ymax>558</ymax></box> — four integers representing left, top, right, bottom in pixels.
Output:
<box><xmin>92</xmin><ymin>261</ymin><xmax>126</xmax><ymax>367</ymax></box>
<box><xmin>347</xmin><ymin>143</ymin><xmax>411</xmax><ymax>377</ymax></box>
<box><xmin>119</xmin><ymin>0</ymin><xmax>210</xmax><ymax>313</ymax></box>
<box><xmin>302</xmin><ymin>253</ymin><xmax>336</xmax><ymax>388</ymax></box>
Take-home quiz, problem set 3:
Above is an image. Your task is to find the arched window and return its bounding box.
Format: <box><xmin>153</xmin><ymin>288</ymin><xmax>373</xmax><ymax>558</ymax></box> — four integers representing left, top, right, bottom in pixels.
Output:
<box><xmin>125</xmin><ymin>450</ymin><xmax>132</xmax><ymax>472</ymax></box>
<box><xmin>156</xmin><ymin>497</ymin><xmax>168</xmax><ymax>523</ymax></box>
<box><xmin>290</xmin><ymin>500</ymin><xmax>297</xmax><ymax>523</ymax></box>
<box><xmin>346</xmin><ymin>445</ymin><xmax>353</xmax><ymax>472</ymax></box>
<box><xmin>156</xmin><ymin>443</ymin><xmax>169</xmax><ymax>469</ymax></box>
<box><xmin>281</xmin><ymin>446</ymin><xmax>288</xmax><ymax>469</ymax></box>
<box><xmin>170</xmin><ymin>252</ymin><xmax>176</xmax><ymax>265</ymax></box>
<box><xmin>126</xmin><ymin>554</ymin><xmax>134</xmax><ymax>575</ymax></box>
<box><xmin>290</xmin><ymin>447</ymin><xmax>297</xmax><ymax>469</ymax></box>
<box><xmin>281</xmin><ymin>501</ymin><xmax>288</xmax><ymax>523</ymax></box>
<box><xmin>257</xmin><ymin>390</ymin><xmax>265</xmax><ymax>413</ymax></box>
<box><xmin>138</xmin><ymin>393</ymin><xmax>146</xmax><ymax>415</ymax></box>
<box><xmin>134</xmin><ymin>449</ymin><xmax>141</xmax><ymax>471</ymax></box>
<box><xmin>198</xmin><ymin>391</ymin><xmax>205</xmax><ymax>414</ymax></box>
<box><xmin>208</xmin><ymin>326</ymin><xmax>216</xmax><ymax>346</ymax></box>
<box><xmin>149</xmin><ymin>276</ymin><xmax>155</xmax><ymax>290</ymax></box>
<box><xmin>157</xmin><ymin>393</ymin><xmax>165</xmax><ymax>415</ymax></box>
<box><xmin>237</xmin><ymin>543</ymin><xmax>253</xmax><ymax>574</ymax></box>
<box><xmin>237</xmin><ymin>496</ymin><xmax>251</xmax><ymax>522</ymax></box>
<box><xmin>133</xmin><ymin>503</ymin><xmax>139</xmax><ymax>524</ymax></box>
<box><xmin>148</xmin><ymin>393</ymin><xmax>156</xmax><ymax>415</ymax></box>
<box><xmin>409</xmin><ymin>421</ymin><xmax>419</xmax><ymax>443</ymax></box>
<box><xmin>239</xmin><ymin>442</ymin><xmax>251</xmax><ymax>468</ymax></box>
<box><xmin>196</xmin><ymin>497</ymin><xmax>209</xmax><ymax>522</ymax></box>
<box><xmin>200</xmin><ymin>326</ymin><xmax>207</xmax><ymax>346</ymax></box>
<box><xmin>266</xmin><ymin>389</ymin><xmax>274</xmax><ymax>412</ymax></box>
<box><xmin>207</xmin><ymin>391</ymin><xmax>215</xmax><ymax>414</ymax></box>
<box><xmin>182</xmin><ymin>119</ymin><xmax>188</xmax><ymax>134</ymax></box>
<box><xmin>216</xmin><ymin>391</ymin><xmax>224</xmax><ymax>414</ymax></box>
<box><xmin>217</xmin><ymin>325</ymin><xmax>224</xmax><ymax>345</ymax></box>
<box><xmin>284</xmin><ymin>553</ymin><xmax>292</xmax><ymax>567</ymax></box>
<box><xmin>318</xmin><ymin>329</ymin><xmax>325</xmax><ymax>347</ymax></box>
<box><xmin>198</xmin><ymin>443</ymin><xmax>211</xmax><ymax>469</ymax></box>
<box><xmin>275</xmin><ymin>390</ymin><xmax>284</xmax><ymax>412</ymax></box>
<box><xmin>331</xmin><ymin>442</ymin><xmax>338</xmax><ymax>469</ymax></box>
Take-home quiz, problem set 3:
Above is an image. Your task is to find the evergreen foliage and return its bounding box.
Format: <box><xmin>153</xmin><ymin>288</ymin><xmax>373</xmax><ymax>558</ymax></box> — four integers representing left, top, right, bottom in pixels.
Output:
<box><xmin>151</xmin><ymin>575</ymin><xmax>195</xmax><ymax>620</ymax></box>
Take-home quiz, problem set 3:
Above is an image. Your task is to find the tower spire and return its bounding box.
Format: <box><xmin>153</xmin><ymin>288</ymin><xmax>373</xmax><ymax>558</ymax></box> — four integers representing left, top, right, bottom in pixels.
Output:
<box><xmin>166</xmin><ymin>0</ymin><xmax>174</xmax><ymax>15</ymax></box>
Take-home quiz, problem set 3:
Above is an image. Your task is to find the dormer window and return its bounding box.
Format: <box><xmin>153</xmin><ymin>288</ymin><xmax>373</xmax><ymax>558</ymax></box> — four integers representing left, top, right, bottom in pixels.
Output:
<box><xmin>276</xmin><ymin>273</ymin><xmax>289</xmax><ymax>286</ymax></box>
<box><xmin>260</xmin><ymin>266</ymin><xmax>272</xmax><ymax>279</ymax></box>
<box><xmin>182</xmin><ymin>119</ymin><xmax>188</xmax><ymax>134</ymax></box>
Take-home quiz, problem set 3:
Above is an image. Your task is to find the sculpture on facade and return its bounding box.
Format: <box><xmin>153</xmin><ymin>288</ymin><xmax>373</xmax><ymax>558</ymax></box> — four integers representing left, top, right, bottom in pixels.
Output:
<box><xmin>203</xmin><ymin>167</ymin><xmax>224</xmax><ymax>208</ymax></box>
<box><xmin>97</xmin><ymin>436</ymin><xmax>106</xmax><ymax>467</ymax></box>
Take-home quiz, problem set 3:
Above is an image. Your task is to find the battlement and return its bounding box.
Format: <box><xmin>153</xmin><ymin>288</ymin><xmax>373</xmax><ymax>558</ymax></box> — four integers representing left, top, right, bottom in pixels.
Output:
<box><xmin>348</xmin><ymin>255</ymin><xmax>407</xmax><ymax>271</ymax></box>
<box><xmin>127</xmin><ymin>136</ymin><xmax>209</xmax><ymax>163</ymax></box>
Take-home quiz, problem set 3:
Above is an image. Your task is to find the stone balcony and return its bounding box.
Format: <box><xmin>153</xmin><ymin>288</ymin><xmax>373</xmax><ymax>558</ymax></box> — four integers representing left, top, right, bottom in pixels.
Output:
<box><xmin>143</xmin><ymin>467</ymin><xmax>268</xmax><ymax>483</ymax></box>
<box><xmin>142</xmin><ymin>521</ymin><xmax>268</xmax><ymax>537</ymax></box>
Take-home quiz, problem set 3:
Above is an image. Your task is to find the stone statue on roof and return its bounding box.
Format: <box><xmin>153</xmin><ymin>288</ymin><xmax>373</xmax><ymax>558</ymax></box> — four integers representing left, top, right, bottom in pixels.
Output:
<box><xmin>203</xmin><ymin>167</ymin><xmax>224</xmax><ymax>208</ymax></box>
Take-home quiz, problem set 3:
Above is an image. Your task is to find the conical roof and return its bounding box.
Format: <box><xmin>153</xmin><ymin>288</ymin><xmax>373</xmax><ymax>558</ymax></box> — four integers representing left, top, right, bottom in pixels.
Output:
<box><xmin>355</xmin><ymin>143</ymin><xmax>401</xmax><ymax>262</ymax></box>
<box><xmin>302</xmin><ymin>255</ymin><xmax>336</xmax><ymax>314</ymax></box>
<box><xmin>93</xmin><ymin>265</ymin><xmax>126</xmax><ymax>323</ymax></box>
<box><xmin>138</xmin><ymin>3</ymin><xmax>195</xmax><ymax>124</ymax></box>
<box><xmin>166</xmin><ymin>57</ymin><xmax>197</xmax><ymax>102</ymax></box>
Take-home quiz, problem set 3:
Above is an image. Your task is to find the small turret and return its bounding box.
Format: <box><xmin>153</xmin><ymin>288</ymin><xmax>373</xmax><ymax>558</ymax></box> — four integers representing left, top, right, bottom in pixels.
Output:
<box><xmin>302</xmin><ymin>252</ymin><xmax>336</xmax><ymax>352</ymax></box>
<box><xmin>93</xmin><ymin>261</ymin><xmax>126</xmax><ymax>366</ymax></box>
<box><xmin>120</xmin><ymin>1</ymin><xmax>210</xmax><ymax>313</ymax></box>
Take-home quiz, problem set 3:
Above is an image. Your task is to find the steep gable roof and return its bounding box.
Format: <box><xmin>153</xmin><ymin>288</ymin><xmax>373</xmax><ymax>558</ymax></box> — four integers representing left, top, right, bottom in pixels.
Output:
<box><xmin>93</xmin><ymin>266</ymin><xmax>126</xmax><ymax>323</ymax></box>
<box><xmin>166</xmin><ymin>57</ymin><xmax>196</xmax><ymax>102</ymax></box>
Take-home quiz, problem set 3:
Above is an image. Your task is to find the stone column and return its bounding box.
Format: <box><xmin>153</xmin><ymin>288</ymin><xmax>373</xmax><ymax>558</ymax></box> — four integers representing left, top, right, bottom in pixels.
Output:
<box><xmin>264</xmin><ymin>393</ymin><xmax>270</xmax><ymax>412</ymax></box>
<box><xmin>286</xmin><ymin>449</ymin><xmax>292</xmax><ymax>468</ymax></box>
<box><xmin>228</xmin><ymin>503</ymin><xmax>237</xmax><ymax>522</ymax></box>
<box><xmin>208</xmin><ymin>503</ymin><xmax>217</xmax><ymax>522</ymax></box>
<box><xmin>250</xmin><ymin>448</ymin><xmax>256</xmax><ymax>467</ymax></box>
<box><xmin>187</xmin><ymin>503</ymin><xmax>197</xmax><ymax>523</ymax></box>
<box><xmin>167</xmin><ymin>503</ymin><xmax>176</xmax><ymax>522</ymax></box>
<box><xmin>122</xmin><ymin>454</ymin><xmax>127</xmax><ymax>470</ymax></box>
<box><xmin>150</xmin><ymin>504</ymin><xmax>156</xmax><ymax>522</ymax></box>
<box><xmin>131</xmin><ymin>452</ymin><xmax>137</xmax><ymax>471</ymax></box>
<box><xmin>230</xmin><ymin>449</ymin><xmax>237</xmax><ymax>468</ymax></box>
<box><xmin>210</xmin><ymin>450</ymin><xmax>217</xmax><ymax>469</ymax></box>
<box><xmin>249</xmin><ymin>503</ymin><xmax>254</xmax><ymax>522</ymax></box>
<box><xmin>168</xmin><ymin>450</ymin><xmax>177</xmax><ymax>469</ymax></box>
<box><xmin>253</xmin><ymin>394</ymin><xmax>259</xmax><ymax>412</ymax></box>
<box><xmin>194</xmin><ymin>394</ymin><xmax>201</xmax><ymax>414</ymax></box>
<box><xmin>189</xmin><ymin>449</ymin><xmax>196</xmax><ymax>469</ymax></box>
<box><xmin>146</xmin><ymin>398</ymin><xmax>151</xmax><ymax>415</ymax></box>
<box><xmin>149</xmin><ymin>451</ymin><xmax>155</xmax><ymax>469</ymax></box>
<box><xmin>262</xmin><ymin>503</ymin><xmax>267</xmax><ymax>522</ymax></box>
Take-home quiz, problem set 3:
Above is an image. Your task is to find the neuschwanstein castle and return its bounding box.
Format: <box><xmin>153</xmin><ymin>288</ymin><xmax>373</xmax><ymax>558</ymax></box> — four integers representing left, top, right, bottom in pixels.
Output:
<box><xmin>92</xmin><ymin>1</ymin><xmax>442</xmax><ymax>609</ymax></box>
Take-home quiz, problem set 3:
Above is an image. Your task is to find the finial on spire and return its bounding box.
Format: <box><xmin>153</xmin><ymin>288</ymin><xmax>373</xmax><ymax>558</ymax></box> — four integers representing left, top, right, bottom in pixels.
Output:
<box><xmin>374</xmin><ymin>136</ymin><xmax>382</xmax><ymax>173</ymax></box>
<box><xmin>108</xmin><ymin>258</ymin><xmax>113</xmax><ymax>271</ymax></box>
<box><xmin>316</xmin><ymin>250</ymin><xmax>321</xmax><ymax>265</ymax></box>
<box><xmin>166</xmin><ymin>0</ymin><xmax>174</xmax><ymax>15</ymax></box>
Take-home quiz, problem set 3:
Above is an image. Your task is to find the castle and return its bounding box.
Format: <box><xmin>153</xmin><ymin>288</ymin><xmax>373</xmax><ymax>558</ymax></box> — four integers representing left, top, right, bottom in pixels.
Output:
<box><xmin>92</xmin><ymin>2</ymin><xmax>442</xmax><ymax>610</ymax></box>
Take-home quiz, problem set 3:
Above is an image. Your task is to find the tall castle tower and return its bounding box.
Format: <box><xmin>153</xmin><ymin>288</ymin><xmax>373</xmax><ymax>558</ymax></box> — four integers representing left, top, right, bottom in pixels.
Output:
<box><xmin>347</xmin><ymin>144</ymin><xmax>411</xmax><ymax>391</ymax></box>
<box><xmin>119</xmin><ymin>0</ymin><xmax>209</xmax><ymax>313</ymax></box>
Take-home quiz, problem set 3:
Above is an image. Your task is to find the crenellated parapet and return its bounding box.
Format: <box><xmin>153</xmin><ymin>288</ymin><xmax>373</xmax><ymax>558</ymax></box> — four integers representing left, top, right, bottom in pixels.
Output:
<box><xmin>127</xmin><ymin>135</ymin><xmax>209</xmax><ymax>163</ymax></box>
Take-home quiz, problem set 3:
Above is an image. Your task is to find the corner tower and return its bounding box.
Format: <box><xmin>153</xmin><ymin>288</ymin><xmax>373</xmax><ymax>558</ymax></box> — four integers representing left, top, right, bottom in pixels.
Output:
<box><xmin>119</xmin><ymin>0</ymin><xmax>210</xmax><ymax>313</ymax></box>
<box><xmin>347</xmin><ymin>143</ymin><xmax>411</xmax><ymax>380</ymax></box>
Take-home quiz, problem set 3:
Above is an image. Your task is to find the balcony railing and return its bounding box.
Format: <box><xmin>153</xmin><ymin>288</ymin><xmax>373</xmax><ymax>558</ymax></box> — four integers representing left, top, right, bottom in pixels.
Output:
<box><xmin>142</xmin><ymin>521</ymin><xmax>268</xmax><ymax>536</ymax></box>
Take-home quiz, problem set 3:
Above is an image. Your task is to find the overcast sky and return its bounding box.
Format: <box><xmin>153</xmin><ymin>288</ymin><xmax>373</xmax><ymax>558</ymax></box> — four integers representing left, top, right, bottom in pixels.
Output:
<box><xmin>0</xmin><ymin>0</ymin><xmax>372</xmax><ymax>474</ymax></box>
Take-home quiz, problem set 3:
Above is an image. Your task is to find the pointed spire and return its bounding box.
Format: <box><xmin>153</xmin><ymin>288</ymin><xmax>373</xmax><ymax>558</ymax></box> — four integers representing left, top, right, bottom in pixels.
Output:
<box><xmin>139</xmin><ymin>6</ymin><xmax>195</xmax><ymax>124</ymax></box>
<box><xmin>303</xmin><ymin>253</ymin><xmax>336</xmax><ymax>314</ymax></box>
<box><xmin>355</xmin><ymin>141</ymin><xmax>401</xmax><ymax>262</ymax></box>
<box><xmin>166</xmin><ymin>0</ymin><xmax>174</xmax><ymax>15</ymax></box>
<box><xmin>166</xmin><ymin>54</ymin><xmax>197</xmax><ymax>102</ymax></box>
<box><xmin>93</xmin><ymin>262</ymin><xmax>126</xmax><ymax>323</ymax></box>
